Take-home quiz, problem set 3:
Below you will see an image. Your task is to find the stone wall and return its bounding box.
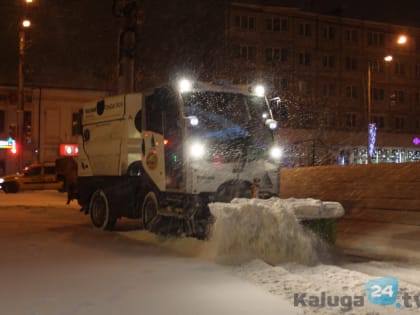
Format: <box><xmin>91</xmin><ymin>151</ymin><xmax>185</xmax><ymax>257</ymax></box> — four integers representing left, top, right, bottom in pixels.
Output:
<box><xmin>280</xmin><ymin>163</ymin><xmax>420</xmax><ymax>261</ymax></box>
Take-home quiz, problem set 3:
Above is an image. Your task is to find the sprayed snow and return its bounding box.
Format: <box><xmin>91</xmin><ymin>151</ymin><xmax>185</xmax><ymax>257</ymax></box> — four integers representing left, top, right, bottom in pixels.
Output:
<box><xmin>207</xmin><ymin>198</ymin><xmax>338</xmax><ymax>265</ymax></box>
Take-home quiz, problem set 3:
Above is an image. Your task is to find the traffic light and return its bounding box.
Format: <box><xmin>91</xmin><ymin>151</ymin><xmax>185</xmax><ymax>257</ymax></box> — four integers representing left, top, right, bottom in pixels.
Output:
<box><xmin>9</xmin><ymin>141</ymin><xmax>18</xmax><ymax>155</ymax></box>
<box><xmin>8</xmin><ymin>124</ymin><xmax>17</xmax><ymax>140</ymax></box>
<box><xmin>24</xmin><ymin>123</ymin><xmax>32</xmax><ymax>144</ymax></box>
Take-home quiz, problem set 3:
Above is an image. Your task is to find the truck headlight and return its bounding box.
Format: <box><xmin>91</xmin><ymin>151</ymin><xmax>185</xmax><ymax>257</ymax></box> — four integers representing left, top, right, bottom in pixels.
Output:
<box><xmin>265</xmin><ymin>118</ymin><xmax>278</xmax><ymax>130</ymax></box>
<box><xmin>253</xmin><ymin>85</ymin><xmax>265</xmax><ymax>97</ymax></box>
<box><xmin>185</xmin><ymin>115</ymin><xmax>199</xmax><ymax>126</ymax></box>
<box><xmin>178</xmin><ymin>78</ymin><xmax>193</xmax><ymax>93</ymax></box>
<box><xmin>269</xmin><ymin>146</ymin><xmax>282</xmax><ymax>160</ymax></box>
<box><xmin>0</xmin><ymin>178</ymin><xmax>4</xmax><ymax>184</ymax></box>
<box><xmin>189</xmin><ymin>142</ymin><xmax>206</xmax><ymax>160</ymax></box>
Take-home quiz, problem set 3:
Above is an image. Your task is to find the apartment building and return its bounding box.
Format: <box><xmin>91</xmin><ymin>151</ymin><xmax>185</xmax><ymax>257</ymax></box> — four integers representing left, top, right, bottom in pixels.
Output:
<box><xmin>3</xmin><ymin>1</ymin><xmax>420</xmax><ymax>171</ymax></box>
<box><xmin>225</xmin><ymin>2</ymin><xmax>420</xmax><ymax>165</ymax></box>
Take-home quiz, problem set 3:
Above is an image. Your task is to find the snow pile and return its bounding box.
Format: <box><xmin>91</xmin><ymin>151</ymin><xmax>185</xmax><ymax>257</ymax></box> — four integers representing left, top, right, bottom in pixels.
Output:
<box><xmin>207</xmin><ymin>197</ymin><xmax>340</xmax><ymax>266</ymax></box>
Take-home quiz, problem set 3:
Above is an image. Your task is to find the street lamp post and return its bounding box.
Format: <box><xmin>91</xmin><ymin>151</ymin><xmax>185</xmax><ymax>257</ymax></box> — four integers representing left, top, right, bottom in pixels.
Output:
<box><xmin>367</xmin><ymin>61</ymin><xmax>374</xmax><ymax>164</ymax></box>
<box><xmin>17</xmin><ymin>19</ymin><xmax>31</xmax><ymax>169</ymax></box>
<box><xmin>366</xmin><ymin>35</ymin><xmax>407</xmax><ymax>164</ymax></box>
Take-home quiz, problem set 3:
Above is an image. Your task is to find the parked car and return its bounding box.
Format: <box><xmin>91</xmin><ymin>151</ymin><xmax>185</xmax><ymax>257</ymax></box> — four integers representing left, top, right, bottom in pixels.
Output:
<box><xmin>0</xmin><ymin>162</ymin><xmax>64</xmax><ymax>193</ymax></box>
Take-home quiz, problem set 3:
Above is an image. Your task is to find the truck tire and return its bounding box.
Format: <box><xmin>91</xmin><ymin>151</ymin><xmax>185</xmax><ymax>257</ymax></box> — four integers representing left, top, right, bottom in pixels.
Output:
<box><xmin>89</xmin><ymin>189</ymin><xmax>116</xmax><ymax>230</ymax></box>
<box><xmin>142</xmin><ymin>191</ymin><xmax>159</xmax><ymax>231</ymax></box>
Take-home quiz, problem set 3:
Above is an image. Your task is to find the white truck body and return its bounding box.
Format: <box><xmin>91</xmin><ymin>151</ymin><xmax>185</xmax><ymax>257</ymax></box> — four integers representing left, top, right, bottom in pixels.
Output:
<box><xmin>77</xmin><ymin>80</ymin><xmax>281</xmax><ymax>237</ymax></box>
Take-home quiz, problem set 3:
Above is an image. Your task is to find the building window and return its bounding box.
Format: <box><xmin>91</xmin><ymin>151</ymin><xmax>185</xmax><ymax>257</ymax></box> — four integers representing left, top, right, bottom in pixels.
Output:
<box><xmin>281</xmin><ymin>19</ymin><xmax>288</xmax><ymax>32</ymax></box>
<box><xmin>322</xmin><ymin>26</ymin><xmax>335</xmax><ymax>40</ymax></box>
<box><xmin>265</xmin><ymin>47</ymin><xmax>288</xmax><ymax>62</ymax></box>
<box><xmin>322</xmin><ymin>83</ymin><xmax>336</xmax><ymax>97</ymax></box>
<box><xmin>370</xmin><ymin>60</ymin><xmax>384</xmax><ymax>73</ymax></box>
<box><xmin>345</xmin><ymin>113</ymin><xmax>357</xmax><ymax>128</ymax></box>
<box><xmin>0</xmin><ymin>110</ymin><xmax>4</xmax><ymax>132</ymax></box>
<box><xmin>299</xmin><ymin>52</ymin><xmax>311</xmax><ymax>66</ymax></box>
<box><xmin>234</xmin><ymin>15</ymin><xmax>256</xmax><ymax>31</ymax></box>
<box><xmin>280</xmin><ymin>48</ymin><xmax>288</xmax><ymax>62</ymax></box>
<box><xmin>233</xmin><ymin>45</ymin><xmax>256</xmax><ymax>61</ymax></box>
<box><xmin>298</xmin><ymin>80</ymin><xmax>311</xmax><ymax>95</ymax></box>
<box><xmin>346</xmin><ymin>85</ymin><xmax>358</xmax><ymax>99</ymax></box>
<box><xmin>395</xmin><ymin>116</ymin><xmax>405</xmax><ymax>130</ymax></box>
<box><xmin>367</xmin><ymin>31</ymin><xmax>385</xmax><ymax>46</ymax></box>
<box><xmin>298</xmin><ymin>23</ymin><xmax>311</xmax><ymax>36</ymax></box>
<box><xmin>265</xmin><ymin>17</ymin><xmax>288</xmax><ymax>32</ymax></box>
<box><xmin>372</xmin><ymin>88</ymin><xmax>385</xmax><ymax>101</ymax></box>
<box><xmin>394</xmin><ymin>63</ymin><xmax>405</xmax><ymax>75</ymax></box>
<box><xmin>280</xmin><ymin>78</ymin><xmax>288</xmax><ymax>90</ymax></box>
<box><xmin>265</xmin><ymin>48</ymin><xmax>275</xmax><ymax>62</ymax></box>
<box><xmin>416</xmin><ymin>64</ymin><xmax>420</xmax><ymax>77</ymax></box>
<box><xmin>273</xmin><ymin>77</ymin><xmax>289</xmax><ymax>91</ymax></box>
<box><xmin>391</xmin><ymin>90</ymin><xmax>405</xmax><ymax>103</ymax></box>
<box><xmin>371</xmin><ymin>115</ymin><xmax>385</xmax><ymax>128</ymax></box>
<box><xmin>322</xmin><ymin>112</ymin><xmax>337</xmax><ymax>127</ymax></box>
<box><xmin>345</xmin><ymin>57</ymin><xmax>358</xmax><ymax>71</ymax></box>
<box><xmin>322</xmin><ymin>55</ymin><xmax>335</xmax><ymax>68</ymax></box>
<box><xmin>345</xmin><ymin>29</ymin><xmax>359</xmax><ymax>43</ymax></box>
<box><xmin>23</xmin><ymin>111</ymin><xmax>32</xmax><ymax>144</ymax></box>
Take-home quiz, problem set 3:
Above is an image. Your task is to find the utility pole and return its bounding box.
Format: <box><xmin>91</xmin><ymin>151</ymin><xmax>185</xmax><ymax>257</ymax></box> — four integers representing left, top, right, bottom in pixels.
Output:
<box><xmin>367</xmin><ymin>62</ymin><xmax>372</xmax><ymax>164</ymax></box>
<box><xmin>113</xmin><ymin>0</ymin><xmax>144</xmax><ymax>93</ymax></box>
<box><xmin>17</xmin><ymin>20</ymin><xmax>30</xmax><ymax>169</ymax></box>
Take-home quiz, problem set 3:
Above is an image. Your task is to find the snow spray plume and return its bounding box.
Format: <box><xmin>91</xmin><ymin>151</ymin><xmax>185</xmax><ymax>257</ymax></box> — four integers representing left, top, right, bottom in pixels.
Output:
<box><xmin>207</xmin><ymin>198</ymin><xmax>332</xmax><ymax>266</ymax></box>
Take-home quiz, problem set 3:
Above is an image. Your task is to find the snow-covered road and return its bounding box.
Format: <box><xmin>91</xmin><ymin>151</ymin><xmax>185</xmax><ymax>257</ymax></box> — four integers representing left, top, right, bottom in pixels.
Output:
<box><xmin>2</xmin><ymin>191</ymin><xmax>420</xmax><ymax>315</ymax></box>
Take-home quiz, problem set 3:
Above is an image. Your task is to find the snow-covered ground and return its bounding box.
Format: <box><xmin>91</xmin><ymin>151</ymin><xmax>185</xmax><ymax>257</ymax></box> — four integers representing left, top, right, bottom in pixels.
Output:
<box><xmin>3</xmin><ymin>191</ymin><xmax>420</xmax><ymax>315</ymax></box>
<box><xmin>123</xmin><ymin>197</ymin><xmax>420</xmax><ymax>315</ymax></box>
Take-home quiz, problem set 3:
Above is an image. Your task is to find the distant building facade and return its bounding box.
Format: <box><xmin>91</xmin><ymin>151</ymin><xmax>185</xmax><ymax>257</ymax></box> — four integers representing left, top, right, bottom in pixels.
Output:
<box><xmin>3</xmin><ymin>1</ymin><xmax>420</xmax><ymax>171</ymax></box>
<box><xmin>224</xmin><ymin>2</ymin><xmax>420</xmax><ymax>165</ymax></box>
<box><xmin>0</xmin><ymin>86</ymin><xmax>106</xmax><ymax>174</ymax></box>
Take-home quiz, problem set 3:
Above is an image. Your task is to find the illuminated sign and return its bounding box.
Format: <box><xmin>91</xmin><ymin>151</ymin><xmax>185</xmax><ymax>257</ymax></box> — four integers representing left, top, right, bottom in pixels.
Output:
<box><xmin>0</xmin><ymin>137</ymin><xmax>15</xmax><ymax>149</ymax></box>
<box><xmin>368</xmin><ymin>123</ymin><xmax>377</xmax><ymax>159</ymax></box>
<box><xmin>59</xmin><ymin>144</ymin><xmax>78</xmax><ymax>156</ymax></box>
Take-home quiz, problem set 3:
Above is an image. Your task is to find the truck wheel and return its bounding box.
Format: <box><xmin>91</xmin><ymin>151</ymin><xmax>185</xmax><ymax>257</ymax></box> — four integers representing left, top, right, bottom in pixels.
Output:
<box><xmin>142</xmin><ymin>191</ymin><xmax>159</xmax><ymax>231</ymax></box>
<box><xmin>89</xmin><ymin>189</ymin><xmax>116</xmax><ymax>230</ymax></box>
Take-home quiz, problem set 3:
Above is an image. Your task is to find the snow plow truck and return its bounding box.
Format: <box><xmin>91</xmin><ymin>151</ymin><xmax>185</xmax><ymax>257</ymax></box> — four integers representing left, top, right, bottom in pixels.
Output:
<box><xmin>62</xmin><ymin>79</ymin><xmax>285</xmax><ymax>238</ymax></box>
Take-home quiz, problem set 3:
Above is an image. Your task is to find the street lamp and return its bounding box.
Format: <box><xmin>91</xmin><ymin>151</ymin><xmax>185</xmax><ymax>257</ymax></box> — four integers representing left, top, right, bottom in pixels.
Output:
<box><xmin>366</xmin><ymin>35</ymin><xmax>408</xmax><ymax>164</ymax></box>
<box><xmin>17</xmin><ymin>18</ymin><xmax>31</xmax><ymax>168</ymax></box>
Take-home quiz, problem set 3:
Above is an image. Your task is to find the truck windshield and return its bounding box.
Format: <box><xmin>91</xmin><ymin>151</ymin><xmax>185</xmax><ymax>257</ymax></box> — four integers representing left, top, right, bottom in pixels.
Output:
<box><xmin>182</xmin><ymin>91</ymin><xmax>273</xmax><ymax>161</ymax></box>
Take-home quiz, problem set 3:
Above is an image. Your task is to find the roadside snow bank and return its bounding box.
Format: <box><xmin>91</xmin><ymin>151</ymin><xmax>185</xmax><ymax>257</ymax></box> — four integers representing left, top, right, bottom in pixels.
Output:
<box><xmin>207</xmin><ymin>198</ymin><xmax>342</xmax><ymax>265</ymax></box>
